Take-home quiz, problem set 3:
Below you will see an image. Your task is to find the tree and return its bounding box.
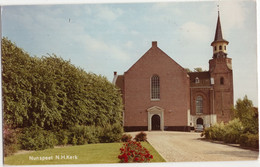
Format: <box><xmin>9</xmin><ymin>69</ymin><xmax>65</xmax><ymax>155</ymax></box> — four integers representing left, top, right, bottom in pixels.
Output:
<box><xmin>184</xmin><ymin>68</ymin><xmax>191</xmax><ymax>73</ymax></box>
<box><xmin>2</xmin><ymin>37</ymin><xmax>123</xmax><ymax>147</ymax></box>
<box><xmin>232</xmin><ymin>96</ymin><xmax>258</xmax><ymax>134</ymax></box>
<box><xmin>194</xmin><ymin>67</ymin><xmax>203</xmax><ymax>72</ymax></box>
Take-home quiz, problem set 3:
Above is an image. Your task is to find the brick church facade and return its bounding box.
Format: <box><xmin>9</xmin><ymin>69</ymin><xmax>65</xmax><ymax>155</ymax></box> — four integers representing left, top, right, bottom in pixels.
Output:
<box><xmin>113</xmin><ymin>12</ymin><xmax>233</xmax><ymax>132</ymax></box>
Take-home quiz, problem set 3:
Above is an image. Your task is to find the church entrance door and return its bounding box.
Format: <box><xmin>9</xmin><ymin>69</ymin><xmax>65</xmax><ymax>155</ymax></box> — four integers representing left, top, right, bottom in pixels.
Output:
<box><xmin>152</xmin><ymin>114</ymin><xmax>160</xmax><ymax>130</ymax></box>
<box><xmin>147</xmin><ymin>106</ymin><xmax>164</xmax><ymax>131</ymax></box>
<box><xmin>196</xmin><ymin>118</ymin><xmax>203</xmax><ymax>125</ymax></box>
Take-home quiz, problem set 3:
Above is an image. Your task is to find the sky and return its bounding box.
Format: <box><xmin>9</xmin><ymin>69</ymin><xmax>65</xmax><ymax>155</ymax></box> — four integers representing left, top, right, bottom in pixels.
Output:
<box><xmin>1</xmin><ymin>0</ymin><xmax>258</xmax><ymax>106</ymax></box>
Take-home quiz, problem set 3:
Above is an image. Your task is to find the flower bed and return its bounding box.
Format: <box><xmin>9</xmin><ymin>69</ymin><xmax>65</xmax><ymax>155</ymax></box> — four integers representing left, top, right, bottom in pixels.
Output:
<box><xmin>118</xmin><ymin>141</ymin><xmax>153</xmax><ymax>163</ymax></box>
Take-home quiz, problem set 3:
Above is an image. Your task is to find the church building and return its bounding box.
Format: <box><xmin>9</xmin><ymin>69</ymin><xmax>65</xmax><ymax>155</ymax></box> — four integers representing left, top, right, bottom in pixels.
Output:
<box><xmin>113</xmin><ymin>12</ymin><xmax>234</xmax><ymax>132</ymax></box>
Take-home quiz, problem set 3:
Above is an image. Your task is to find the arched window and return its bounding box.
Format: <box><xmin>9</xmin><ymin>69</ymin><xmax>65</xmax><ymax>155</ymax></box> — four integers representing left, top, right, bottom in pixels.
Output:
<box><xmin>220</xmin><ymin>77</ymin><xmax>224</xmax><ymax>85</ymax></box>
<box><xmin>196</xmin><ymin>96</ymin><xmax>203</xmax><ymax>114</ymax></box>
<box><xmin>219</xmin><ymin>45</ymin><xmax>222</xmax><ymax>50</ymax></box>
<box><xmin>151</xmin><ymin>75</ymin><xmax>160</xmax><ymax>99</ymax></box>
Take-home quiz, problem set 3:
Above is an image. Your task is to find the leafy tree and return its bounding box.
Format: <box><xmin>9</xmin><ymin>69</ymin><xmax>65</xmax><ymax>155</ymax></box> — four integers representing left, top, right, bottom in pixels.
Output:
<box><xmin>2</xmin><ymin>37</ymin><xmax>33</xmax><ymax>128</ymax></box>
<box><xmin>184</xmin><ymin>68</ymin><xmax>191</xmax><ymax>73</ymax></box>
<box><xmin>232</xmin><ymin>96</ymin><xmax>258</xmax><ymax>134</ymax></box>
<box><xmin>194</xmin><ymin>67</ymin><xmax>203</xmax><ymax>72</ymax></box>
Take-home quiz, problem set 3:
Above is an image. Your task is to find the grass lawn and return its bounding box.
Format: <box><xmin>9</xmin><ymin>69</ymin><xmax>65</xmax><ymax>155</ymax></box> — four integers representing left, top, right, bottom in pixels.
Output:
<box><xmin>4</xmin><ymin>142</ymin><xmax>166</xmax><ymax>165</ymax></box>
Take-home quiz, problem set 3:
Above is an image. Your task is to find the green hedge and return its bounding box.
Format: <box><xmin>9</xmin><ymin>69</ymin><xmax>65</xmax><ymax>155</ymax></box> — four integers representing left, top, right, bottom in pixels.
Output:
<box><xmin>2</xmin><ymin>38</ymin><xmax>123</xmax><ymax>153</ymax></box>
<box><xmin>2</xmin><ymin>37</ymin><xmax>123</xmax><ymax>130</ymax></box>
<box><xmin>19</xmin><ymin>126</ymin><xmax>58</xmax><ymax>150</ymax></box>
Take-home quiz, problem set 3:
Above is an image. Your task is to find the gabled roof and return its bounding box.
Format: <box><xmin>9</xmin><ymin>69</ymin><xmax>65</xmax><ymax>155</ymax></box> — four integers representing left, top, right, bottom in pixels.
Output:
<box><xmin>211</xmin><ymin>12</ymin><xmax>229</xmax><ymax>46</ymax></box>
<box><xmin>125</xmin><ymin>41</ymin><xmax>186</xmax><ymax>74</ymax></box>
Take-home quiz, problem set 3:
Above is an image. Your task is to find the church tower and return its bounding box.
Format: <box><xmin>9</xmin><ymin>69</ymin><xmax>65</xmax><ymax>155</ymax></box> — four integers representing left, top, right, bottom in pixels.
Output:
<box><xmin>209</xmin><ymin>11</ymin><xmax>234</xmax><ymax>123</ymax></box>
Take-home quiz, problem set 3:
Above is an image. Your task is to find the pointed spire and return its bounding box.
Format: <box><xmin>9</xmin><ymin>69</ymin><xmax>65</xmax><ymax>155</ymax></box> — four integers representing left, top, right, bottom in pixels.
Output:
<box><xmin>211</xmin><ymin>11</ymin><xmax>228</xmax><ymax>46</ymax></box>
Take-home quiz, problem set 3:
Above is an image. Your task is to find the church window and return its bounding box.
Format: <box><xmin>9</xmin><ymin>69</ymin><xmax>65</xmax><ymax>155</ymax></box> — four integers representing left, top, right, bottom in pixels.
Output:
<box><xmin>219</xmin><ymin>45</ymin><xmax>222</xmax><ymax>50</ymax></box>
<box><xmin>224</xmin><ymin>46</ymin><xmax>226</xmax><ymax>50</ymax></box>
<box><xmin>220</xmin><ymin>77</ymin><xmax>224</xmax><ymax>85</ymax></box>
<box><xmin>195</xmin><ymin>77</ymin><xmax>200</xmax><ymax>84</ymax></box>
<box><xmin>196</xmin><ymin>96</ymin><xmax>203</xmax><ymax>114</ymax></box>
<box><xmin>151</xmin><ymin>75</ymin><xmax>160</xmax><ymax>99</ymax></box>
<box><xmin>214</xmin><ymin>46</ymin><xmax>217</xmax><ymax>51</ymax></box>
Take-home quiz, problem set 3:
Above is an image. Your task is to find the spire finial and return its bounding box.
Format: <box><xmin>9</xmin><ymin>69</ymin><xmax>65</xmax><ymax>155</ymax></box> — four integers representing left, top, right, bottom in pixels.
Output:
<box><xmin>217</xmin><ymin>0</ymin><xmax>220</xmax><ymax>15</ymax></box>
<box><xmin>211</xmin><ymin>2</ymin><xmax>229</xmax><ymax>46</ymax></box>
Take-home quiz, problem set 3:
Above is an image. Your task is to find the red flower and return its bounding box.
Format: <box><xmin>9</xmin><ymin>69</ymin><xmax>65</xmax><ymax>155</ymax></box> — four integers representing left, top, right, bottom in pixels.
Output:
<box><xmin>118</xmin><ymin>140</ymin><xmax>153</xmax><ymax>163</ymax></box>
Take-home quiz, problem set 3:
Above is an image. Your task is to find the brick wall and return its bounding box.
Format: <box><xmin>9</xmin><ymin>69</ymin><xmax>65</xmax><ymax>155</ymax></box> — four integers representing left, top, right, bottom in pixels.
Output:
<box><xmin>123</xmin><ymin>42</ymin><xmax>190</xmax><ymax>127</ymax></box>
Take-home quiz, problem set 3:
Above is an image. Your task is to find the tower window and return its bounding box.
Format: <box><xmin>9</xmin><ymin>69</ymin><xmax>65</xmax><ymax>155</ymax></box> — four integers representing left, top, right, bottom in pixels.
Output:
<box><xmin>224</xmin><ymin>46</ymin><xmax>226</xmax><ymax>50</ymax></box>
<box><xmin>214</xmin><ymin>46</ymin><xmax>217</xmax><ymax>51</ymax></box>
<box><xmin>219</xmin><ymin>45</ymin><xmax>222</xmax><ymax>50</ymax></box>
<box><xmin>196</xmin><ymin>96</ymin><xmax>203</xmax><ymax>114</ymax></box>
<box><xmin>220</xmin><ymin>77</ymin><xmax>224</xmax><ymax>85</ymax></box>
<box><xmin>195</xmin><ymin>77</ymin><xmax>200</xmax><ymax>84</ymax></box>
<box><xmin>151</xmin><ymin>75</ymin><xmax>160</xmax><ymax>99</ymax></box>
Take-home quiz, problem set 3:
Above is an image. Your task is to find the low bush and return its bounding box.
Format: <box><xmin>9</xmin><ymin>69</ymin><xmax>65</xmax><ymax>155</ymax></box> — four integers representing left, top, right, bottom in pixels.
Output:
<box><xmin>202</xmin><ymin>122</ymin><xmax>225</xmax><ymax>141</ymax></box>
<box><xmin>100</xmin><ymin>123</ymin><xmax>123</xmax><ymax>143</ymax></box>
<box><xmin>202</xmin><ymin>119</ymin><xmax>259</xmax><ymax>149</ymax></box>
<box><xmin>69</xmin><ymin>125</ymin><xmax>88</xmax><ymax>145</ymax></box>
<box><xmin>239</xmin><ymin>132</ymin><xmax>259</xmax><ymax>149</ymax></box>
<box><xmin>134</xmin><ymin>132</ymin><xmax>147</xmax><ymax>142</ymax></box>
<box><xmin>19</xmin><ymin>126</ymin><xmax>58</xmax><ymax>150</ymax></box>
<box><xmin>203</xmin><ymin>119</ymin><xmax>244</xmax><ymax>144</ymax></box>
<box><xmin>223</xmin><ymin>118</ymin><xmax>244</xmax><ymax>144</ymax></box>
<box><xmin>67</xmin><ymin>123</ymin><xmax>123</xmax><ymax>145</ymax></box>
<box><xmin>121</xmin><ymin>134</ymin><xmax>132</xmax><ymax>142</ymax></box>
<box><xmin>3</xmin><ymin>125</ymin><xmax>20</xmax><ymax>157</ymax></box>
<box><xmin>55</xmin><ymin>129</ymin><xmax>70</xmax><ymax>146</ymax></box>
<box><xmin>118</xmin><ymin>141</ymin><xmax>153</xmax><ymax>163</ymax></box>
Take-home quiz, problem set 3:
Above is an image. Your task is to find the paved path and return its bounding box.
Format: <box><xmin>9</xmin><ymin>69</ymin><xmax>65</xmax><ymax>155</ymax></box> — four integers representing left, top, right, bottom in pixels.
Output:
<box><xmin>127</xmin><ymin>131</ymin><xmax>259</xmax><ymax>162</ymax></box>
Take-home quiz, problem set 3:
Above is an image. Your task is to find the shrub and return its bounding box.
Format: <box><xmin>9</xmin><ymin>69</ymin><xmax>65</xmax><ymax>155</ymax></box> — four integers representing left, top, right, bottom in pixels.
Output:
<box><xmin>121</xmin><ymin>134</ymin><xmax>132</xmax><ymax>142</ymax></box>
<box><xmin>72</xmin><ymin>135</ymin><xmax>78</xmax><ymax>146</ymax></box>
<box><xmin>3</xmin><ymin>125</ymin><xmax>20</xmax><ymax>157</ymax></box>
<box><xmin>85</xmin><ymin>126</ymin><xmax>101</xmax><ymax>144</ymax></box>
<box><xmin>100</xmin><ymin>123</ymin><xmax>123</xmax><ymax>143</ymax></box>
<box><xmin>134</xmin><ymin>132</ymin><xmax>147</xmax><ymax>142</ymax></box>
<box><xmin>240</xmin><ymin>132</ymin><xmax>259</xmax><ymax>149</ymax></box>
<box><xmin>68</xmin><ymin>124</ymin><xmax>122</xmax><ymax>145</ymax></box>
<box><xmin>202</xmin><ymin>122</ymin><xmax>225</xmax><ymax>141</ymax></box>
<box><xmin>19</xmin><ymin>126</ymin><xmax>58</xmax><ymax>150</ymax></box>
<box><xmin>118</xmin><ymin>141</ymin><xmax>153</xmax><ymax>163</ymax></box>
<box><xmin>223</xmin><ymin>118</ymin><xmax>244</xmax><ymax>144</ymax></box>
<box><xmin>69</xmin><ymin>125</ymin><xmax>88</xmax><ymax>145</ymax></box>
<box><xmin>55</xmin><ymin>129</ymin><xmax>70</xmax><ymax>146</ymax></box>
